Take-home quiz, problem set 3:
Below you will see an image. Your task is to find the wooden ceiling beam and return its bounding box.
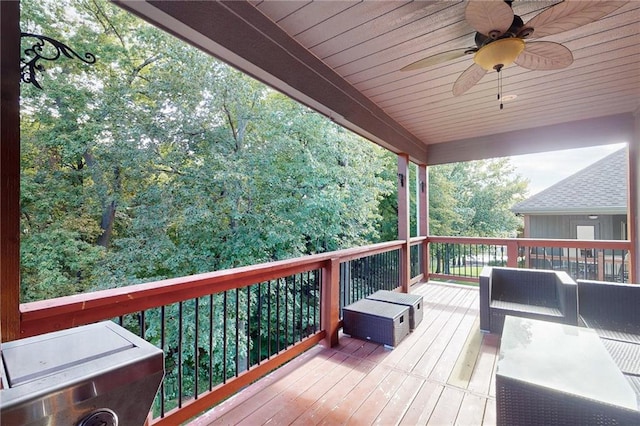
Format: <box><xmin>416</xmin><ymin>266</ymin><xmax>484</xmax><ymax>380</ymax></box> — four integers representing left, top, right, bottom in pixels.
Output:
<box><xmin>426</xmin><ymin>113</ymin><xmax>635</xmax><ymax>165</ymax></box>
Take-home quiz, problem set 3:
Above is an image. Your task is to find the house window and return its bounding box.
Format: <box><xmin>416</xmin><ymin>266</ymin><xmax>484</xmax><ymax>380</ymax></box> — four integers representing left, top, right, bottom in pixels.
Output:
<box><xmin>577</xmin><ymin>225</ymin><xmax>595</xmax><ymax>257</ymax></box>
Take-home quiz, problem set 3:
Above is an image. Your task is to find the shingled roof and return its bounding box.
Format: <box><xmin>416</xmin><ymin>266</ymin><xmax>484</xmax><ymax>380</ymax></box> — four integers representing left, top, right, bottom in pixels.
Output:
<box><xmin>512</xmin><ymin>148</ymin><xmax>628</xmax><ymax>215</ymax></box>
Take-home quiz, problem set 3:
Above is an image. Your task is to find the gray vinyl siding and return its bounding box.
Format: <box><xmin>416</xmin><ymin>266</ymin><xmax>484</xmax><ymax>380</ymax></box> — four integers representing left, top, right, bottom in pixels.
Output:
<box><xmin>528</xmin><ymin>214</ymin><xmax>627</xmax><ymax>240</ymax></box>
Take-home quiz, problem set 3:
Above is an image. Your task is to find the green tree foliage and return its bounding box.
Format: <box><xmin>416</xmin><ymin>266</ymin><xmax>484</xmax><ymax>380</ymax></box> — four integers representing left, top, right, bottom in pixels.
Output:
<box><xmin>430</xmin><ymin>159</ymin><xmax>527</xmax><ymax>237</ymax></box>
<box><xmin>20</xmin><ymin>0</ymin><xmax>392</xmax><ymax>408</ymax></box>
<box><xmin>20</xmin><ymin>0</ymin><xmax>392</xmax><ymax>300</ymax></box>
<box><xmin>376</xmin><ymin>158</ymin><xmax>527</xmax><ymax>239</ymax></box>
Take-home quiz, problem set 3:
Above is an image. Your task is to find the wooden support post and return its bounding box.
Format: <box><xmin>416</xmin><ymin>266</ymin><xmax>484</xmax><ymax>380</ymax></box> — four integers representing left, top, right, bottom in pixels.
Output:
<box><xmin>321</xmin><ymin>258</ymin><xmax>340</xmax><ymax>347</ymax></box>
<box><xmin>418</xmin><ymin>164</ymin><xmax>429</xmax><ymax>280</ymax></box>
<box><xmin>597</xmin><ymin>251</ymin><xmax>605</xmax><ymax>281</ymax></box>
<box><xmin>1</xmin><ymin>0</ymin><xmax>22</xmax><ymax>342</ymax></box>
<box><xmin>506</xmin><ymin>240</ymin><xmax>519</xmax><ymax>268</ymax></box>
<box><xmin>398</xmin><ymin>154</ymin><xmax>410</xmax><ymax>293</ymax></box>
<box><xmin>628</xmin><ymin>112</ymin><xmax>639</xmax><ymax>284</ymax></box>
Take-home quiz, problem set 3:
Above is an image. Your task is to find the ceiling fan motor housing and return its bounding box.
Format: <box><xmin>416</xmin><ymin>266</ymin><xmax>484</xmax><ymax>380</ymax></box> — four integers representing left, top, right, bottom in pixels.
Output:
<box><xmin>475</xmin><ymin>14</ymin><xmax>528</xmax><ymax>47</ymax></box>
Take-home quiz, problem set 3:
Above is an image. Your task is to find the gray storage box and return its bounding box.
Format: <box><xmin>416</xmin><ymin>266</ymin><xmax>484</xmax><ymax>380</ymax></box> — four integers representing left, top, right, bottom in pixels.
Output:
<box><xmin>343</xmin><ymin>299</ymin><xmax>410</xmax><ymax>347</ymax></box>
<box><xmin>0</xmin><ymin>321</ymin><xmax>164</xmax><ymax>426</ymax></box>
<box><xmin>366</xmin><ymin>290</ymin><xmax>423</xmax><ymax>330</ymax></box>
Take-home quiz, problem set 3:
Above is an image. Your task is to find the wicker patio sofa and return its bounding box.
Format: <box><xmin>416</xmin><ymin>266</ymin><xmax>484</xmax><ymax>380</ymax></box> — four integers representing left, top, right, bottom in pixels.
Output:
<box><xmin>480</xmin><ymin>267</ymin><xmax>578</xmax><ymax>334</ymax></box>
<box><xmin>577</xmin><ymin>279</ymin><xmax>640</xmax><ymax>400</ymax></box>
<box><xmin>577</xmin><ymin>279</ymin><xmax>640</xmax><ymax>344</ymax></box>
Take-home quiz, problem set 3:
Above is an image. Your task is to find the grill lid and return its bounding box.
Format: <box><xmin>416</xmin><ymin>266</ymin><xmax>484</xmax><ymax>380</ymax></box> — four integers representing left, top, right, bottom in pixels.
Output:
<box><xmin>0</xmin><ymin>321</ymin><xmax>164</xmax><ymax>426</ymax></box>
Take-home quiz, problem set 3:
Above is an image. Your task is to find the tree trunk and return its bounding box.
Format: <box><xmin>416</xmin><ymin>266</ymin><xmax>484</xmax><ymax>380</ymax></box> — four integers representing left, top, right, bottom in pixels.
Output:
<box><xmin>97</xmin><ymin>199</ymin><xmax>116</xmax><ymax>248</ymax></box>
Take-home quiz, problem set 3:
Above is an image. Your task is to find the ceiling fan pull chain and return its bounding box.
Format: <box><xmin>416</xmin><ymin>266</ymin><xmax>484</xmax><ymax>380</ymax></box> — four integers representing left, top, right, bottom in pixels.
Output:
<box><xmin>500</xmin><ymin>70</ymin><xmax>504</xmax><ymax>110</ymax></box>
<box><xmin>496</xmin><ymin>66</ymin><xmax>504</xmax><ymax>110</ymax></box>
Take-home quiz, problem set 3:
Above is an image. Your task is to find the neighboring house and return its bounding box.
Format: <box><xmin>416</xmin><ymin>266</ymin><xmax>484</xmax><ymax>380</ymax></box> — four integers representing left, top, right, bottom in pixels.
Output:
<box><xmin>512</xmin><ymin>148</ymin><xmax>629</xmax><ymax>281</ymax></box>
<box><xmin>512</xmin><ymin>148</ymin><xmax>628</xmax><ymax>241</ymax></box>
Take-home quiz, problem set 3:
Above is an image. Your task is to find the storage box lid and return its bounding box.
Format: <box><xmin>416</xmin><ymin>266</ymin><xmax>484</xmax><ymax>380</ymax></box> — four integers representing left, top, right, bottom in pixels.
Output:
<box><xmin>343</xmin><ymin>298</ymin><xmax>409</xmax><ymax>319</ymax></box>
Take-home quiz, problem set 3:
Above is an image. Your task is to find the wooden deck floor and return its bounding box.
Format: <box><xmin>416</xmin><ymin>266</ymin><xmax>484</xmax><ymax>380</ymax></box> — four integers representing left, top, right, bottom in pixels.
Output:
<box><xmin>189</xmin><ymin>282</ymin><xmax>499</xmax><ymax>425</ymax></box>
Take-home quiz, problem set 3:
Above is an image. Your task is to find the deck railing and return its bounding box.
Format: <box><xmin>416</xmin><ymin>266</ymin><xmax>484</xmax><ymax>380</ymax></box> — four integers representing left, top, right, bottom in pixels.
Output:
<box><xmin>19</xmin><ymin>240</ymin><xmax>407</xmax><ymax>425</ymax></box>
<box><xmin>428</xmin><ymin>237</ymin><xmax>633</xmax><ymax>284</ymax></box>
<box><xmin>17</xmin><ymin>236</ymin><xmax>633</xmax><ymax>424</ymax></box>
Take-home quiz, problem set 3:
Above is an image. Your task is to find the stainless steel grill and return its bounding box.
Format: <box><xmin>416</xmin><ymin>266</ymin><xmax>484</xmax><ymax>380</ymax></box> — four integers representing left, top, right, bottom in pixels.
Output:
<box><xmin>1</xmin><ymin>321</ymin><xmax>164</xmax><ymax>426</ymax></box>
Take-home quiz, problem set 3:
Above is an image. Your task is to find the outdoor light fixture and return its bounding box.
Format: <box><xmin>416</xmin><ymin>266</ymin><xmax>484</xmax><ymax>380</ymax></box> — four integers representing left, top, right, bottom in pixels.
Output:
<box><xmin>398</xmin><ymin>173</ymin><xmax>405</xmax><ymax>187</ymax></box>
<box><xmin>473</xmin><ymin>38</ymin><xmax>525</xmax><ymax>71</ymax></box>
<box><xmin>588</xmin><ymin>215</ymin><xmax>599</xmax><ymax>220</ymax></box>
<box><xmin>473</xmin><ymin>38</ymin><xmax>525</xmax><ymax>110</ymax></box>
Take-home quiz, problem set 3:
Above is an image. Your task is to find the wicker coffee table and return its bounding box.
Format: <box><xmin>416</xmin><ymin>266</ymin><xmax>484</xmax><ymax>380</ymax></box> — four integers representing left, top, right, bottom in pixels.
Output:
<box><xmin>496</xmin><ymin>316</ymin><xmax>640</xmax><ymax>425</ymax></box>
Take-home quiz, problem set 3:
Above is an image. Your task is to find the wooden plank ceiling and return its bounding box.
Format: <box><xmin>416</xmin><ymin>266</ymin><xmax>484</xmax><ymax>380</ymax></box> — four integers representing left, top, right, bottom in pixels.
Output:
<box><xmin>118</xmin><ymin>1</ymin><xmax>640</xmax><ymax>165</ymax></box>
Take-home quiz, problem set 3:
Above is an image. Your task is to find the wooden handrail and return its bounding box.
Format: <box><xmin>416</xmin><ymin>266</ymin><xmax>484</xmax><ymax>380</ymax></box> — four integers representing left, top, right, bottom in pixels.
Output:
<box><xmin>19</xmin><ymin>240</ymin><xmax>406</xmax><ymax>338</ymax></box>
<box><xmin>21</xmin><ymin>237</ymin><xmax>633</xmax><ymax>338</ymax></box>
<box><xmin>428</xmin><ymin>236</ymin><xmax>632</xmax><ymax>251</ymax></box>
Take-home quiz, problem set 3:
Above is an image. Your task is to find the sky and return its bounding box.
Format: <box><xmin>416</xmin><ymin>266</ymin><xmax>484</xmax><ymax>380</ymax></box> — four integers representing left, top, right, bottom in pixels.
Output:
<box><xmin>509</xmin><ymin>143</ymin><xmax>628</xmax><ymax>196</ymax></box>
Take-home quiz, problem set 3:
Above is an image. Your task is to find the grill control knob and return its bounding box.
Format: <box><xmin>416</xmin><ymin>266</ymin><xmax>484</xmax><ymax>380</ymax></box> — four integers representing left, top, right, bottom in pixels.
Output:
<box><xmin>78</xmin><ymin>409</ymin><xmax>118</xmax><ymax>426</ymax></box>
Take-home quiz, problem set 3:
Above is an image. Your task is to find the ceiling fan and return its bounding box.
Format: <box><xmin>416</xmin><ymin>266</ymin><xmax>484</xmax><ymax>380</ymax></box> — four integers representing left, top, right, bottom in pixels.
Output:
<box><xmin>401</xmin><ymin>0</ymin><xmax>628</xmax><ymax>101</ymax></box>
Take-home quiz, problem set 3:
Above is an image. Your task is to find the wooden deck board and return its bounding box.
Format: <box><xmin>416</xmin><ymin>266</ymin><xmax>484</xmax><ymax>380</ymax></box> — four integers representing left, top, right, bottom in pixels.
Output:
<box><xmin>398</xmin><ymin>380</ymin><xmax>444</xmax><ymax>425</ymax></box>
<box><xmin>373</xmin><ymin>374</ymin><xmax>424</xmax><ymax>425</ymax></box>
<box><xmin>189</xmin><ymin>282</ymin><xmax>499</xmax><ymax>426</ymax></box>
<box><xmin>456</xmin><ymin>392</ymin><xmax>489</xmax><ymax>425</ymax></box>
<box><xmin>290</xmin><ymin>358</ymin><xmax>376</xmax><ymax>425</ymax></box>
<box><xmin>426</xmin><ymin>386</ymin><xmax>465</xmax><ymax>425</ymax></box>
<box><xmin>467</xmin><ymin>333</ymin><xmax>500</xmax><ymax>395</ymax></box>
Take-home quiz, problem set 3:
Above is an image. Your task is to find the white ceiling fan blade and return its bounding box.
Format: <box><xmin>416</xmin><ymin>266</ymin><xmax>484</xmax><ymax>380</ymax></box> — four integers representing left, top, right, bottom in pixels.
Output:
<box><xmin>453</xmin><ymin>63</ymin><xmax>487</xmax><ymax>96</ymax></box>
<box><xmin>401</xmin><ymin>48</ymin><xmax>475</xmax><ymax>72</ymax></box>
<box><xmin>527</xmin><ymin>1</ymin><xmax>628</xmax><ymax>39</ymax></box>
<box><xmin>515</xmin><ymin>42</ymin><xmax>573</xmax><ymax>70</ymax></box>
<box><xmin>465</xmin><ymin>0</ymin><xmax>514</xmax><ymax>38</ymax></box>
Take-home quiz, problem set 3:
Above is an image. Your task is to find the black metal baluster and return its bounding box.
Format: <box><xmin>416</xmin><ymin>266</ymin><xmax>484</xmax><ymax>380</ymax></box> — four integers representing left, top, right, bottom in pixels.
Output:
<box><xmin>139</xmin><ymin>310</ymin><xmax>146</xmax><ymax>339</ymax></box>
<box><xmin>209</xmin><ymin>294</ymin><xmax>213</xmax><ymax>391</ymax></box>
<box><xmin>276</xmin><ymin>279</ymin><xmax>281</xmax><ymax>353</ymax></box>
<box><xmin>395</xmin><ymin>249</ymin><xmax>400</xmax><ymax>288</ymax></box>
<box><xmin>292</xmin><ymin>275</ymin><xmax>297</xmax><ymax>344</ymax></box>
<box><xmin>372</xmin><ymin>253</ymin><xmax>377</xmax><ymax>292</ymax></box>
<box><xmin>363</xmin><ymin>256</ymin><xmax>369</xmax><ymax>298</ymax></box>
<box><xmin>160</xmin><ymin>305</ymin><xmax>166</xmax><ymax>417</ymax></box>
<box><xmin>312</xmin><ymin>271</ymin><xmax>318</xmax><ymax>333</ymax></box>
<box><xmin>375</xmin><ymin>253</ymin><xmax>379</xmax><ymax>291</ymax></box>
<box><xmin>194</xmin><ymin>298</ymin><xmax>199</xmax><ymax>399</ymax></box>
<box><xmin>349</xmin><ymin>261</ymin><xmax>355</xmax><ymax>305</ymax></box>
<box><xmin>284</xmin><ymin>277</ymin><xmax>289</xmax><ymax>348</ymax></box>
<box><xmin>385</xmin><ymin>251</ymin><xmax>389</xmax><ymax>289</ymax></box>
<box><xmin>339</xmin><ymin>262</ymin><xmax>344</xmax><ymax>316</ymax></box>
<box><xmin>267</xmin><ymin>280</ymin><xmax>272</xmax><ymax>358</ymax></box>
<box><xmin>299</xmin><ymin>273</ymin><xmax>303</xmax><ymax>341</ymax></box>
<box><xmin>246</xmin><ymin>285</ymin><xmax>251</xmax><ymax>369</ymax></box>
<box><xmin>465</xmin><ymin>244</ymin><xmax>469</xmax><ymax>277</ymax></box>
<box><xmin>257</xmin><ymin>282</ymin><xmax>262</xmax><ymax>364</ymax></box>
<box><xmin>223</xmin><ymin>291</ymin><xmax>228</xmax><ymax>384</ymax></box>
<box><xmin>178</xmin><ymin>301</ymin><xmax>183</xmax><ymax>408</ymax></box>
<box><xmin>305</xmin><ymin>271</ymin><xmax>311</xmax><ymax>336</ymax></box>
<box><xmin>235</xmin><ymin>288</ymin><xmax>239</xmax><ymax>376</ymax></box>
<box><xmin>317</xmin><ymin>270</ymin><xmax>322</xmax><ymax>331</ymax></box>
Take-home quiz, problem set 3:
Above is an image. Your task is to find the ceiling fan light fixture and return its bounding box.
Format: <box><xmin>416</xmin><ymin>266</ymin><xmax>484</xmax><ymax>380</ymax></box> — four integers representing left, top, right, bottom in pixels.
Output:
<box><xmin>473</xmin><ymin>38</ymin><xmax>525</xmax><ymax>71</ymax></box>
